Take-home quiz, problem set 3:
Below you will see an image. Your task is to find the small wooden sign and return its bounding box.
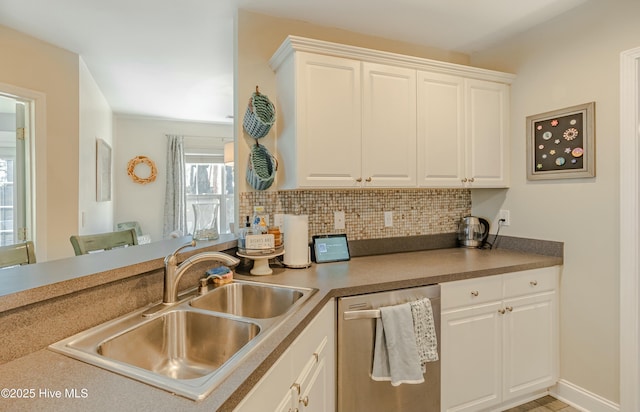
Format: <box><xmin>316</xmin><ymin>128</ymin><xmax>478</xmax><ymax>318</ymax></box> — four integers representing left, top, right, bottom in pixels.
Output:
<box><xmin>245</xmin><ymin>234</ymin><xmax>275</xmax><ymax>249</ymax></box>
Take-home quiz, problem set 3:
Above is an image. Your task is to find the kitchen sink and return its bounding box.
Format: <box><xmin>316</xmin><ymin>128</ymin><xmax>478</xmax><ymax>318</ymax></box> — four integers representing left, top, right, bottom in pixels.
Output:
<box><xmin>49</xmin><ymin>279</ymin><xmax>316</xmax><ymax>400</ymax></box>
<box><xmin>190</xmin><ymin>281</ymin><xmax>305</xmax><ymax>318</ymax></box>
<box><xmin>98</xmin><ymin>310</ymin><xmax>260</xmax><ymax>380</ymax></box>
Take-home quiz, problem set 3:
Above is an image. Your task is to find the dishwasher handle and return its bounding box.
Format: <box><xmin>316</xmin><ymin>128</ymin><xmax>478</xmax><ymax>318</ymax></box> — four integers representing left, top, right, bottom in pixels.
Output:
<box><xmin>343</xmin><ymin>309</ymin><xmax>381</xmax><ymax>320</ymax></box>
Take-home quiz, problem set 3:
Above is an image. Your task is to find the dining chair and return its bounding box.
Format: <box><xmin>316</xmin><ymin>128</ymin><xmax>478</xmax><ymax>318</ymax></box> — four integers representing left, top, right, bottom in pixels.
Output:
<box><xmin>70</xmin><ymin>228</ymin><xmax>138</xmax><ymax>256</ymax></box>
<box><xmin>0</xmin><ymin>241</ymin><xmax>36</xmax><ymax>269</ymax></box>
<box><xmin>115</xmin><ymin>221</ymin><xmax>143</xmax><ymax>236</ymax></box>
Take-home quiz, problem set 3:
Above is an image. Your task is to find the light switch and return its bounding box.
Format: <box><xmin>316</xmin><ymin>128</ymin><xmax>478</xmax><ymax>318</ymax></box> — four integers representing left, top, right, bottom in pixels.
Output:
<box><xmin>384</xmin><ymin>211</ymin><xmax>393</xmax><ymax>227</ymax></box>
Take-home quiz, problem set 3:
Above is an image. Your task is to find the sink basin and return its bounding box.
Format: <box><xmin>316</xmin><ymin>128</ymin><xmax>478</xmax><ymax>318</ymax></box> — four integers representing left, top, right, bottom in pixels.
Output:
<box><xmin>49</xmin><ymin>279</ymin><xmax>316</xmax><ymax>400</ymax></box>
<box><xmin>98</xmin><ymin>310</ymin><xmax>259</xmax><ymax>380</ymax></box>
<box><xmin>190</xmin><ymin>281</ymin><xmax>305</xmax><ymax>318</ymax></box>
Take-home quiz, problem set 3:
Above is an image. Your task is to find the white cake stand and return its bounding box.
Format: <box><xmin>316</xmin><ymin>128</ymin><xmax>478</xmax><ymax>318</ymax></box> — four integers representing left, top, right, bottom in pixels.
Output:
<box><xmin>237</xmin><ymin>249</ymin><xmax>284</xmax><ymax>276</ymax></box>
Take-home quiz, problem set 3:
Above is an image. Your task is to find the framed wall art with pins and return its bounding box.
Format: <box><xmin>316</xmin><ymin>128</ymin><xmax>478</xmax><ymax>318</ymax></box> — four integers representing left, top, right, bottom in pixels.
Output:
<box><xmin>526</xmin><ymin>101</ymin><xmax>595</xmax><ymax>180</ymax></box>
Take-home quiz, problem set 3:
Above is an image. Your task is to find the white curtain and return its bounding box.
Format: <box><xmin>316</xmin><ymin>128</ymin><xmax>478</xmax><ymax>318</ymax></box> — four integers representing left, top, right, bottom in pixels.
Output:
<box><xmin>163</xmin><ymin>135</ymin><xmax>187</xmax><ymax>238</ymax></box>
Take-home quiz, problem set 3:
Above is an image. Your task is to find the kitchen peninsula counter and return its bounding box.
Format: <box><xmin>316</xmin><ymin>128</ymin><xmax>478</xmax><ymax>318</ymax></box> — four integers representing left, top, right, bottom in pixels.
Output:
<box><xmin>0</xmin><ymin>246</ymin><xmax>562</xmax><ymax>412</ymax></box>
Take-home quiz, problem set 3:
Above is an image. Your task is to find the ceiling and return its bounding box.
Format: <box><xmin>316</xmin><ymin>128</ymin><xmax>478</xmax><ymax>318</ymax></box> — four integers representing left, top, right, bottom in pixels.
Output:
<box><xmin>0</xmin><ymin>0</ymin><xmax>588</xmax><ymax>123</ymax></box>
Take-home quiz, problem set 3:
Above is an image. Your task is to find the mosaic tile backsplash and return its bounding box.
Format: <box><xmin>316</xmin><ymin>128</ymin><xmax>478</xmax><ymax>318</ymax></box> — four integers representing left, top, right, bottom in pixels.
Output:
<box><xmin>239</xmin><ymin>189</ymin><xmax>471</xmax><ymax>241</ymax></box>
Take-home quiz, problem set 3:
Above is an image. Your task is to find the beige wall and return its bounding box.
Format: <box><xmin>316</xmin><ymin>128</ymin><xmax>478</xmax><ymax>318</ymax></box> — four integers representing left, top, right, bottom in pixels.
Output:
<box><xmin>79</xmin><ymin>58</ymin><xmax>113</xmax><ymax>236</ymax></box>
<box><xmin>235</xmin><ymin>9</ymin><xmax>470</xmax><ymax>193</ymax></box>
<box><xmin>0</xmin><ymin>24</ymin><xmax>79</xmax><ymax>261</ymax></box>
<box><xmin>469</xmin><ymin>0</ymin><xmax>640</xmax><ymax>403</ymax></box>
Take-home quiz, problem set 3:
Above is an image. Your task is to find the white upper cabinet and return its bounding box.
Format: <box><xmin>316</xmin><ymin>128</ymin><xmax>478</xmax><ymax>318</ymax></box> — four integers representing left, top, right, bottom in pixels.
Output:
<box><xmin>362</xmin><ymin>62</ymin><xmax>417</xmax><ymax>187</ymax></box>
<box><xmin>417</xmin><ymin>73</ymin><xmax>510</xmax><ymax>188</ymax></box>
<box><xmin>270</xmin><ymin>36</ymin><xmax>514</xmax><ymax>190</ymax></box>
<box><xmin>274</xmin><ymin>51</ymin><xmax>362</xmax><ymax>188</ymax></box>
<box><xmin>417</xmin><ymin>71</ymin><xmax>465</xmax><ymax>187</ymax></box>
<box><xmin>465</xmin><ymin>79</ymin><xmax>510</xmax><ymax>188</ymax></box>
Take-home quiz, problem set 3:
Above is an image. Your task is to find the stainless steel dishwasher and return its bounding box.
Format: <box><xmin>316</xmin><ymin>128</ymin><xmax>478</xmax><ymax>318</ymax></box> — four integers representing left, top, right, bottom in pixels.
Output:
<box><xmin>337</xmin><ymin>284</ymin><xmax>441</xmax><ymax>412</ymax></box>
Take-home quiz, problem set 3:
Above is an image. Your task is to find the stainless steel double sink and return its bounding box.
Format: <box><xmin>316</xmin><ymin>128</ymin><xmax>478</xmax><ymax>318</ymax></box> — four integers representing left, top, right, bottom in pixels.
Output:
<box><xmin>49</xmin><ymin>279</ymin><xmax>316</xmax><ymax>401</ymax></box>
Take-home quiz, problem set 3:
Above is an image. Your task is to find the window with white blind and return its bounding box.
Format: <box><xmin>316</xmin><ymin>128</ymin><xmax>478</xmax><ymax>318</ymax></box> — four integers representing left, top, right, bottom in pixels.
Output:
<box><xmin>184</xmin><ymin>146</ymin><xmax>234</xmax><ymax>236</ymax></box>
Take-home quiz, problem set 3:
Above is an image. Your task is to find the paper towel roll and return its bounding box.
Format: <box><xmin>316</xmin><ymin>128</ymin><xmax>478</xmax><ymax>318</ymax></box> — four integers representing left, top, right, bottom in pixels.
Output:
<box><xmin>283</xmin><ymin>214</ymin><xmax>310</xmax><ymax>268</ymax></box>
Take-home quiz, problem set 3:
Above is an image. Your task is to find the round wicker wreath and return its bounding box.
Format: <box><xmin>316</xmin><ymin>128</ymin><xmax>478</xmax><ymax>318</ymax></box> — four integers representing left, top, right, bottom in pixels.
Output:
<box><xmin>127</xmin><ymin>155</ymin><xmax>157</xmax><ymax>185</ymax></box>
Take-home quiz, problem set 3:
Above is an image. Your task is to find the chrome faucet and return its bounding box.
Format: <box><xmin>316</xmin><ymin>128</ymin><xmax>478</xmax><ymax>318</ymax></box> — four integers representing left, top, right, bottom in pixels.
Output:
<box><xmin>163</xmin><ymin>240</ymin><xmax>240</xmax><ymax>304</ymax></box>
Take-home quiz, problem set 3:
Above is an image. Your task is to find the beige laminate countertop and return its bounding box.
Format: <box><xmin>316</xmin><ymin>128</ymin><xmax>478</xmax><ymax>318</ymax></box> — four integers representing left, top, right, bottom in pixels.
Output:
<box><xmin>0</xmin><ymin>247</ymin><xmax>561</xmax><ymax>412</ymax></box>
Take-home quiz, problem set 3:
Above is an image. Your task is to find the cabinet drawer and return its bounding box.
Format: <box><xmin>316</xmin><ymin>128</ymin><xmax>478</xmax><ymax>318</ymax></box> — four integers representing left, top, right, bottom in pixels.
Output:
<box><xmin>442</xmin><ymin>275</ymin><xmax>502</xmax><ymax>310</ymax></box>
<box><xmin>504</xmin><ymin>267</ymin><xmax>558</xmax><ymax>298</ymax></box>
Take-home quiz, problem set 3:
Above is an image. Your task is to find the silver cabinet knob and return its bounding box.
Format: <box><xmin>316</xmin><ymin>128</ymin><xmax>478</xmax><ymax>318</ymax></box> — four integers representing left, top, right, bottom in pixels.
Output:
<box><xmin>506</xmin><ymin>306</ymin><xmax>513</xmax><ymax>312</ymax></box>
<box><xmin>462</xmin><ymin>178</ymin><xmax>468</xmax><ymax>183</ymax></box>
<box><xmin>498</xmin><ymin>308</ymin><xmax>506</xmax><ymax>314</ymax></box>
<box><xmin>530</xmin><ymin>280</ymin><xmax>538</xmax><ymax>286</ymax></box>
<box><xmin>470</xmin><ymin>290</ymin><xmax>479</xmax><ymax>297</ymax></box>
<box><xmin>356</xmin><ymin>177</ymin><xmax>362</xmax><ymax>183</ymax></box>
<box><xmin>365</xmin><ymin>177</ymin><xmax>372</xmax><ymax>182</ymax></box>
<box><xmin>469</xmin><ymin>177</ymin><xmax>475</xmax><ymax>183</ymax></box>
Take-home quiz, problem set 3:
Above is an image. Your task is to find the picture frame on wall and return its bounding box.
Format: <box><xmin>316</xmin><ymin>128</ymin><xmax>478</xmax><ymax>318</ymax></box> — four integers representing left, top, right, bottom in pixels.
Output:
<box><xmin>96</xmin><ymin>138</ymin><xmax>112</xmax><ymax>202</ymax></box>
<box><xmin>526</xmin><ymin>101</ymin><xmax>595</xmax><ymax>180</ymax></box>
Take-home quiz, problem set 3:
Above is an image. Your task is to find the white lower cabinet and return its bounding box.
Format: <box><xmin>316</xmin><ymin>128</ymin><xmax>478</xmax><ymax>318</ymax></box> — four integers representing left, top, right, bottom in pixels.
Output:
<box><xmin>441</xmin><ymin>300</ymin><xmax>503</xmax><ymax>411</ymax></box>
<box><xmin>234</xmin><ymin>299</ymin><xmax>336</xmax><ymax>412</ymax></box>
<box><xmin>441</xmin><ymin>267</ymin><xmax>559</xmax><ymax>412</ymax></box>
<box><xmin>502</xmin><ymin>291</ymin><xmax>557</xmax><ymax>401</ymax></box>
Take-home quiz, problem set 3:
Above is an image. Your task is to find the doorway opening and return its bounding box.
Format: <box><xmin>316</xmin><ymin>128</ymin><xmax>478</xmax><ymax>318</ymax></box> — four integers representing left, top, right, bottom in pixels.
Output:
<box><xmin>0</xmin><ymin>94</ymin><xmax>33</xmax><ymax>246</ymax></box>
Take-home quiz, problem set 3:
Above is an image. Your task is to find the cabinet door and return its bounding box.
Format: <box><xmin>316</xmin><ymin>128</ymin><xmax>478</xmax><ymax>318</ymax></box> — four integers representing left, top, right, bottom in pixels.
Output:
<box><xmin>441</xmin><ymin>302</ymin><xmax>502</xmax><ymax>412</ymax></box>
<box><xmin>417</xmin><ymin>71</ymin><xmax>465</xmax><ymax>187</ymax></box>
<box><xmin>464</xmin><ymin>79</ymin><xmax>509</xmax><ymax>187</ymax></box>
<box><xmin>235</xmin><ymin>300</ymin><xmax>336</xmax><ymax>412</ymax></box>
<box><xmin>502</xmin><ymin>291</ymin><xmax>558</xmax><ymax>401</ymax></box>
<box><xmin>233</xmin><ymin>347</ymin><xmax>294</xmax><ymax>412</ymax></box>
<box><xmin>362</xmin><ymin>63</ymin><xmax>417</xmax><ymax>187</ymax></box>
<box><xmin>296</xmin><ymin>52</ymin><xmax>362</xmax><ymax>187</ymax></box>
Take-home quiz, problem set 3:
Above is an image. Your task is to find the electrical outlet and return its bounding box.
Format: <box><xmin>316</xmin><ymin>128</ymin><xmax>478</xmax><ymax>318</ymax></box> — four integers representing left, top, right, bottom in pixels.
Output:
<box><xmin>384</xmin><ymin>211</ymin><xmax>393</xmax><ymax>227</ymax></box>
<box><xmin>274</xmin><ymin>214</ymin><xmax>284</xmax><ymax>229</ymax></box>
<box><xmin>499</xmin><ymin>209</ymin><xmax>511</xmax><ymax>226</ymax></box>
<box><xmin>334</xmin><ymin>211</ymin><xmax>345</xmax><ymax>230</ymax></box>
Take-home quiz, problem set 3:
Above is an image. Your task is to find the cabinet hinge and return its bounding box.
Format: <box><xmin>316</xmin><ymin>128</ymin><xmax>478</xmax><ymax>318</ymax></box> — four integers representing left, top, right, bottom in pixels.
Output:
<box><xmin>16</xmin><ymin>127</ymin><xmax>26</xmax><ymax>140</ymax></box>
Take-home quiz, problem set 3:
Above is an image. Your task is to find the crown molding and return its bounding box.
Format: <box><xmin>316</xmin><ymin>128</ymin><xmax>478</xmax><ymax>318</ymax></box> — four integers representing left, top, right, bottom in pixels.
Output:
<box><xmin>269</xmin><ymin>35</ymin><xmax>516</xmax><ymax>84</ymax></box>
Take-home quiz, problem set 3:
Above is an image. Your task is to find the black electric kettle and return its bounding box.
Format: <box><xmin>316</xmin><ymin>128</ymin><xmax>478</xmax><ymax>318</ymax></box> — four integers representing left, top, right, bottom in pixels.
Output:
<box><xmin>457</xmin><ymin>216</ymin><xmax>490</xmax><ymax>248</ymax></box>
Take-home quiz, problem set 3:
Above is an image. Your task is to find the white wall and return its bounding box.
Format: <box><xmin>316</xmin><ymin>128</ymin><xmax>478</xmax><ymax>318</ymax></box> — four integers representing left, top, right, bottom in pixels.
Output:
<box><xmin>79</xmin><ymin>58</ymin><xmax>113</xmax><ymax>236</ymax></box>
<box><xmin>113</xmin><ymin>116</ymin><xmax>232</xmax><ymax>242</ymax></box>
<box><xmin>470</xmin><ymin>0</ymin><xmax>640</xmax><ymax>405</ymax></box>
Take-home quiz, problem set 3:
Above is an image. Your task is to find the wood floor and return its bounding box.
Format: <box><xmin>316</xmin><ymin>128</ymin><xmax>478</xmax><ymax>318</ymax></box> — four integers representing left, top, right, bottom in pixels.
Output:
<box><xmin>503</xmin><ymin>395</ymin><xmax>581</xmax><ymax>412</ymax></box>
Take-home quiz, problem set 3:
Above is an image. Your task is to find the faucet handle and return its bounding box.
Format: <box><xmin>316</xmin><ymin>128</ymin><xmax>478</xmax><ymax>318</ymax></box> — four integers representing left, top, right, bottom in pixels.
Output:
<box><xmin>165</xmin><ymin>240</ymin><xmax>196</xmax><ymax>265</ymax></box>
<box><xmin>198</xmin><ymin>277</ymin><xmax>210</xmax><ymax>295</ymax></box>
<box><xmin>174</xmin><ymin>240</ymin><xmax>196</xmax><ymax>256</ymax></box>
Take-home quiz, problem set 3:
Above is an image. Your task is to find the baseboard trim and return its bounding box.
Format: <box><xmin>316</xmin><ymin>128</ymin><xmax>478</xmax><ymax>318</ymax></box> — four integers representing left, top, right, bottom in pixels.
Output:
<box><xmin>489</xmin><ymin>391</ymin><xmax>549</xmax><ymax>411</ymax></box>
<box><xmin>551</xmin><ymin>379</ymin><xmax>619</xmax><ymax>412</ymax></box>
